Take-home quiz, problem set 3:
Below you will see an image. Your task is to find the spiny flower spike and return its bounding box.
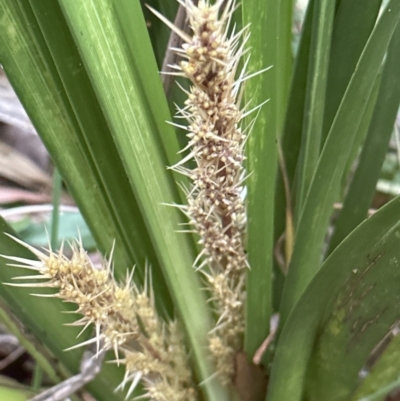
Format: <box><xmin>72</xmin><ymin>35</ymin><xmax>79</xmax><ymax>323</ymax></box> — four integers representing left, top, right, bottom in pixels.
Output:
<box><xmin>2</xmin><ymin>233</ymin><xmax>139</xmax><ymax>354</ymax></box>
<box><xmin>2</xmin><ymin>234</ymin><xmax>197</xmax><ymax>401</ymax></box>
<box><xmin>152</xmin><ymin>0</ymin><xmax>258</xmax><ymax>384</ymax></box>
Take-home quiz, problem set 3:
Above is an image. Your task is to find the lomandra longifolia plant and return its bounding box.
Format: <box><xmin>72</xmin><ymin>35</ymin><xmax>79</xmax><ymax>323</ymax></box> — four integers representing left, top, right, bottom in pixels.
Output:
<box><xmin>3</xmin><ymin>0</ymin><xmax>400</xmax><ymax>399</ymax></box>
<box><xmin>3</xmin><ymin>0</ymin><xmax>257</xmax><ymax>399</ymax></box>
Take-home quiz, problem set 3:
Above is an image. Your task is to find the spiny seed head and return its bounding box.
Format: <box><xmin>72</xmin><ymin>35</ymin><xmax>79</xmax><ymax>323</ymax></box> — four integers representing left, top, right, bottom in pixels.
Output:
<box><xmin>168</xmin><ymin>0</ymin><xmax>249</xmax><ymax>278</ymax></box>
<box><xmin>157</xmin><ymin>0</ymin><xmax>251</xmax><ymax>384</ymax></box>
<box><xmin>2</xmin><ymin>235</ymin><xmax>139</xmax><ymax>352</ymax></box>
<box><xmin>2</xmin><ymin>234</ymin><xmax>197</xmax><ymax>401</ymax></box>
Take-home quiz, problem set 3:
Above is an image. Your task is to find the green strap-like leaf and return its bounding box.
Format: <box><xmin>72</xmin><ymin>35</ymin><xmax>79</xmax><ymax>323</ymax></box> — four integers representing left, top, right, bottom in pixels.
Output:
<box><xmin>279</xmin><ymin>0</ymin><xmax>400</xmax><ymax>324</ymax></box>
<box><xmin>294</xmin><ymin>0</ymin><xmax>335</xmax><ymax>222</ymax></box>
<box><xmin>321</xmin><ymin>0</ymin><xmax>382</xmax><ymax>144</ymax></box>
<box><xmin>266</xmin><ymin>195</ymin><xmax>400</xmax><ymax>401</ymax></box>
<box><xmin>279</xmin><ymin>0</ymin><xmax>315</xmax><ymax>191</ymax></box>
<box><xmin>304</xmin><ymin>234</ymin><xmax>400</xmax><ymax>399</ymax></box>
<box><xmin>242</xmin><ymin>0</ymin><xmax>293</xmax><ymax>363</ymax></box>
<box><xmin>273</xmin><ymin>0</ymin><xmax>314</xmax><ymax>305</ymax></box>
<box><xmin>328</xmin><ymin>21</ymin><xmax>400</xmax><ymax>253</ymax></box>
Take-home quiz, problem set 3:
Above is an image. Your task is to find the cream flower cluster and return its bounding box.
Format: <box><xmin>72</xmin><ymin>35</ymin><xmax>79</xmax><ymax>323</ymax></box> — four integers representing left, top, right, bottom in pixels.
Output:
<box><xmin>159</xmin><ymin>0</ymin><xmax>251</xmax><ymax>383</ymax></box>
<box><xmin>4</xmin><ymin>236</ymin><xmax>196</xmax><ymax>401</ymax></box>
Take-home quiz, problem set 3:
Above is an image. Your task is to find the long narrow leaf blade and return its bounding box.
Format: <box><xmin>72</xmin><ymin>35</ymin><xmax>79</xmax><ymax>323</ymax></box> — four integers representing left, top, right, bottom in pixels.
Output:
<box><xmin>294</xmin><ymin>0</ymin><xmax>335</xmax><ymax>220</ymax></box>
<box><xmin>266</xmin><ymin>195</ymin><xmax>400</xmax><ymax>401</ymax></box>
<box><xmin>328</xmin><ymin>21</ymin><xmax>400</xmax><ymax>252</ymax></box>
<box><xmin>242</xmin><ymin>0</ymin><xmax>293</xmax><ymax>362</ymax></box>
<box><xmin>321</xmin><ymin>0</ymin><xmax>382</xmax><ymax>144</ymax></box>
<box><xmin>273</xmin><ymin>0</ymin><xmax>314</xmax><ymax>297</ymax></box>
<box><xmin>304</xmin><ymin>234</ymin><xmax>400</xmax><ymax>399</ymax></box>
<box><xmin>279</xmin><ymin>0</ymin><xmax>400</xmax><ymax>323</ymax></box>
<box><xmin>57</xmin><ymin>1</ymin><xmax>227</xmax><ymax>399</ymax></box>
